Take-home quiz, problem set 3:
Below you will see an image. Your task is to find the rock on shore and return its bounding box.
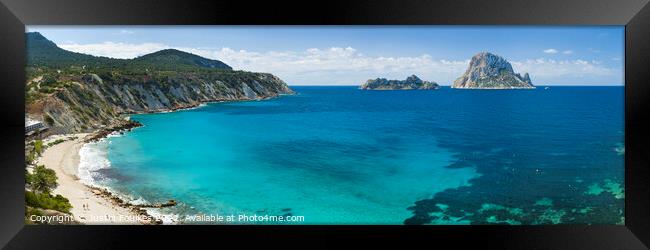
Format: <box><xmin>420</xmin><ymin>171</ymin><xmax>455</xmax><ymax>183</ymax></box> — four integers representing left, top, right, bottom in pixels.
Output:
<box><xmin>84</xmin><ymin>119</ymin><xmax>143</xmax><ymax>143</ymax></box>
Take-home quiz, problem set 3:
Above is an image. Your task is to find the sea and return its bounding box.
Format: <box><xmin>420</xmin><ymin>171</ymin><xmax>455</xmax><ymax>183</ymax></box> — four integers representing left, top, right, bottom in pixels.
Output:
<box><xmin>78</xmin><ymin>86</ymin><xmax>625</xmax><ymax>225</ymax></box>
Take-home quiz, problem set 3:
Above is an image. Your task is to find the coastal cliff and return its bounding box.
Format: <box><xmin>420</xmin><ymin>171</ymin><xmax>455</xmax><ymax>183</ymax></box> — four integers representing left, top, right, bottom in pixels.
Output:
<box><xmin>25</xmin><ymin>32</ymin><xmax>294</xmax><ymax>133</ymax></box>
<box><xmin>360</xmin><ymin>75</ymin><xmax>439</xmax><ymax>90</ymax></box>
<box><xmin>452</xmin><ymin>52</ymin><xmax>534</xmax><ymax>89</ymax></box>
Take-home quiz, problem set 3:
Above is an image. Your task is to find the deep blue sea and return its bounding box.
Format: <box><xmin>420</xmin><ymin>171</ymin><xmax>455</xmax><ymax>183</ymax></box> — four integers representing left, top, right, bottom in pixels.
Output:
<box><xmin>79</xmin><ymin>86</ymin><xmax>624</xmax><ymax>225</ymax></box>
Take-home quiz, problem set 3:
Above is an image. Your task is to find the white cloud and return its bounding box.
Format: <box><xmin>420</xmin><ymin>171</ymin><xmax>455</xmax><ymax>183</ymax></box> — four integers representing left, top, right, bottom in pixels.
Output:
<box><xmin>544</xmin><ymin>49</ymin><xmax>575</xmax><ymax>55</ymax></box>
<box><xmin>118</xmin><ymin>30</ymin><xmax>134</xmax><ymax>35</ymax></box>
<box><xmin>543</xmin><ymin>49</ymin><xmax>559</xmax><ymax>54</ymax></box>
<box><xmin>511</xmin><ymin>58</ymin><xmax>617</xmax><ymax>79</ymax></box>
<box><xmin>56</xmin><ymin>41</ymin><xmax>621</xmax><ymax>85</ymax></box>
<box><xmin>214</xmin><ymin>47</ymin><xmax>471</xmax><ymax>85</ymax></box>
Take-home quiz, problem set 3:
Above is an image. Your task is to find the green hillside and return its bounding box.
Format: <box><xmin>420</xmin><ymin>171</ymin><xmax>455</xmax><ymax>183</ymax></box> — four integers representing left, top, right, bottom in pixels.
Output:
<box><xmin>25</xmin><ymin>32</ymin><xmax>293</xmax><ymax>134</ymax></box>
<box><xmin>26</xmin><ymin>32</ymin><xmax>231</xmax><ymax>72</ymax></box>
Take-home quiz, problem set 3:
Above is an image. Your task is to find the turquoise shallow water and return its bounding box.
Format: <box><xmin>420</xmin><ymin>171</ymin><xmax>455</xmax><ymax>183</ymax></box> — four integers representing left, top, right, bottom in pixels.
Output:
<box><xmin>80</xmin><ymin>86</ymin><xmax>624</xmax><ymax>224</ymax></box>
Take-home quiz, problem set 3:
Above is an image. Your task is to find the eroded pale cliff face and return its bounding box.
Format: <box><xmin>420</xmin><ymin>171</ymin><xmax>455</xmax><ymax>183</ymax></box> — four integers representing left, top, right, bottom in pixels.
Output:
<box><xmin>28</xmin><ymin>72</ymin><xmax>293</xmax><ymax>133</ymax></box>
<box><xmin>360</xmin><ymin>75</ymin><xmax>439</xmax><ymax>90</ymax></box>
<box><xmin>25</xmin><ymin>32</ymin><xmax>294</xmax><ymax>134</ymax></box>
<box><xmin>452</xmin><ymin>52</ymin><xmax>534</xmax><ymax>89</ymax></box>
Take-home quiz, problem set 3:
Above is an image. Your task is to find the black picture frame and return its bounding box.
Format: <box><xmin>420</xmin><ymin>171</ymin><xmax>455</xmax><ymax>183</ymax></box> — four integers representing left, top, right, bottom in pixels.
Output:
<box><xmin>0</xmin><ymin>0</ymin><xmax>648</xmax><ymax>248</ymax></box>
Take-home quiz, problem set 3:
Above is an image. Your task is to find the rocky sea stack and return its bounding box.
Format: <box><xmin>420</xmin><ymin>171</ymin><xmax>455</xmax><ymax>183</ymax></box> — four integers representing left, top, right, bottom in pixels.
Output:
<box><xmin>360</xmin><ymin>75</ymin><xmax>439</xmax><ymax>90</ymax></box>
<box><xmin>452</xmin><ymin>52</ymin><xmax>534</xmax><ymax>89</ymax></box>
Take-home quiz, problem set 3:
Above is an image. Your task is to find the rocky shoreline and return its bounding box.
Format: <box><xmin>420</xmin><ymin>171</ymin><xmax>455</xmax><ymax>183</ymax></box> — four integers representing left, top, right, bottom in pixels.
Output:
<box><xmin>86</xmin><ymin>186</ymin><xmax>177</xmax><ymax>225</ymax></box>
<box><xmin>84</xmin><ymin>119</ymin><xmax>143</xmax><ymax>143</ymax></box>
<box><xmin>26</xmin><ymin>32</ymin><xmax>295</xmax><ymax>134</ymax></box>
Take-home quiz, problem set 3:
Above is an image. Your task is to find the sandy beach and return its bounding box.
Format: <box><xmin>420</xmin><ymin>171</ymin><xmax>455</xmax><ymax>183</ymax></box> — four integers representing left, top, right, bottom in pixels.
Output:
<box><xmin>36</xmin><ymin>133</ymin><xmax>150</xmax><ymax>224</ymax></box>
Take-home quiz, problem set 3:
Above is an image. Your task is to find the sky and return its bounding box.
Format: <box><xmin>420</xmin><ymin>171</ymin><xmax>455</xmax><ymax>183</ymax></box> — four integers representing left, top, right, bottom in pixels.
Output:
<box><xmin>27</xmin><ymin>26</ymin><xmax>624</xmax><ymax>86</ymax></box>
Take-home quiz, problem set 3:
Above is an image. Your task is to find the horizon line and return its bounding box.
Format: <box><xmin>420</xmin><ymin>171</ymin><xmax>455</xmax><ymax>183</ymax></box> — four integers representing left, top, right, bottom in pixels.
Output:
<box><xmin>286</xmin><ymin>84</ymin><xmax>625</xmax><ymax>87</ymax></box>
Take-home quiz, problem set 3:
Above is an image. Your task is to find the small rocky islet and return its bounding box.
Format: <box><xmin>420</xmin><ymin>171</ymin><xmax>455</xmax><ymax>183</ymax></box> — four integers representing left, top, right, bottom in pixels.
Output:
<box><xmin>360</xmin><ymin>75</ymin><xmax>439</xmax><ymax>90</ymax></box>
<box><xmin>360</xmin><ymin>52</ymin><xmax>535</xmax><ymax>90</ymax></box>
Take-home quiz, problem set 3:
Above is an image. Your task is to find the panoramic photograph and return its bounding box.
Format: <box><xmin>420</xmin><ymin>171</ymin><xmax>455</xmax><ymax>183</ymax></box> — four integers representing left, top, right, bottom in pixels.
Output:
<box><xmin>23</xmin><ymin>26</ymin><xmax>624</xmax><ymax>225</ymax></box>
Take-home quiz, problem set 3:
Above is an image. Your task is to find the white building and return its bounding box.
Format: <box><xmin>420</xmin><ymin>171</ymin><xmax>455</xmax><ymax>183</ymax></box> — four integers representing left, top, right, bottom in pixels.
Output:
<box><xmin>25</xmin><ymin>117</ymin><xmax>46</xmax><ymax>135</ymax></box>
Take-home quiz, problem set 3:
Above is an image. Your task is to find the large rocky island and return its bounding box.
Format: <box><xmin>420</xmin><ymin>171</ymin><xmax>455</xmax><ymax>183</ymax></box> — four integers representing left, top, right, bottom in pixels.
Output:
<box><xmin>25</xmin><ymin>32</ymin><xmax>294</xmax><ymax>134</ymax></box>
<box><xmin>360</xmin><ymin>75</ymin><xmax>439</xmax><ymax>90</ymax></box>
<box><xmin>452</xmin><ymin>52</ymin><xmax>534</xmax><ymax>89</ymax></box>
